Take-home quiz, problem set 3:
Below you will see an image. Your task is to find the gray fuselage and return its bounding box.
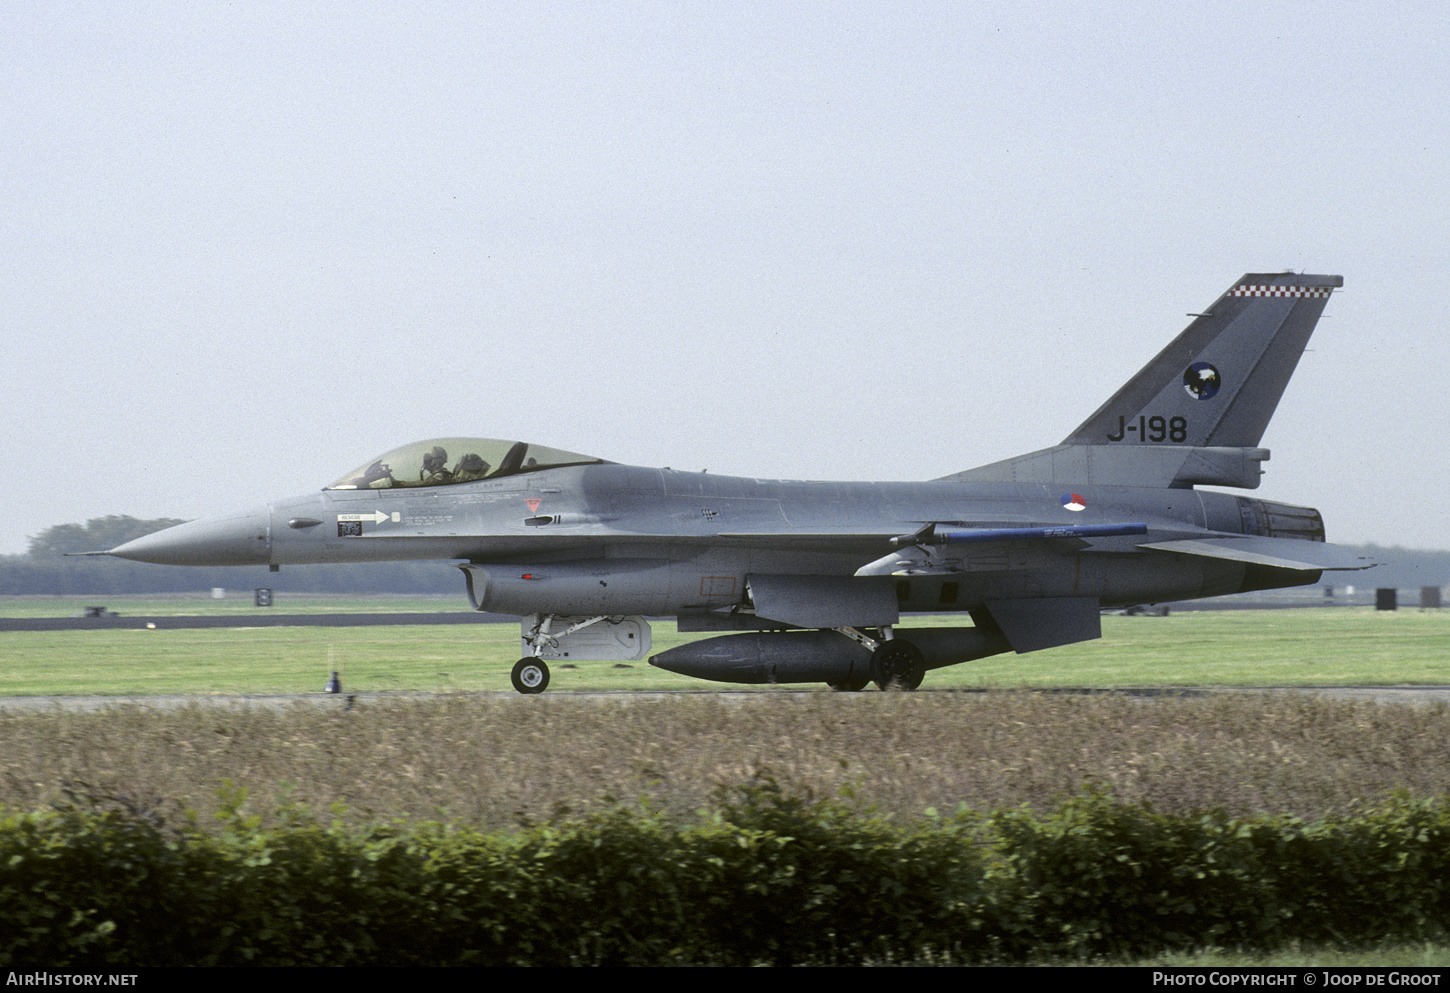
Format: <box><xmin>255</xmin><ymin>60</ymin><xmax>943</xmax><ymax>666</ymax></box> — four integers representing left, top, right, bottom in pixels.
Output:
<box><xmin>121</xmin><ymin>461</ymin><xmax>1305</xmax><ymax>620</ymax></box>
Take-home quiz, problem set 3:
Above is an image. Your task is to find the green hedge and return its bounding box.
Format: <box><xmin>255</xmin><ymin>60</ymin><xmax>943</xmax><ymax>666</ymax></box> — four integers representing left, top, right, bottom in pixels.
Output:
<box><xmin>4</xmin><ymin>782</ymin><xmax>1450</xmax><ymax>965</ymax></box>
<box><xmin>989</xmin><ymin>790</ymin><xmax>1450</xmax><ymax>958</ymax></box>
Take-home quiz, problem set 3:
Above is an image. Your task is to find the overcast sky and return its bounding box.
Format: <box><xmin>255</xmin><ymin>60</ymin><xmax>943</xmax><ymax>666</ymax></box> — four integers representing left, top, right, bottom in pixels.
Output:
<box><xmin>3</xmin><ymin>1</ymin><xmax>1445</xmax><ymax>556</ymax></box>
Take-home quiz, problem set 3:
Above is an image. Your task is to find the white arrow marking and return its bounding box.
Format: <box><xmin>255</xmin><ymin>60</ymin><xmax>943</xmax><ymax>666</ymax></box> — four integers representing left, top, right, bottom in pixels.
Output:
<box><xmin>337</xmin><ymin>511</ymin><xmax>399</xmax><ymax>524</ymax></box>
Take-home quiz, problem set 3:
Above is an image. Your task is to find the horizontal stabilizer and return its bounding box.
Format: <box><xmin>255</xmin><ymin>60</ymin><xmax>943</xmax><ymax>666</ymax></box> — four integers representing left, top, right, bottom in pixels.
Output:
<box><xmin>1140</xmin><ymin>536</ymin><xmax>1374</xmax><ymax>572</ymax></box>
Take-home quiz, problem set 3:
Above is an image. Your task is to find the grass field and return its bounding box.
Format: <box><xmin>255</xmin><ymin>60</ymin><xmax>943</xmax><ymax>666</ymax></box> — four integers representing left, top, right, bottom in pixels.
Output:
<box><xmin>5</xmin><ymin>596</ymin><xmax>1450</xmax><ymax>966</ymax></box>
<box><xmin>1</xmin><ymin>595</ymin><xmax>1448</xmax><ymax>695</ymax></box>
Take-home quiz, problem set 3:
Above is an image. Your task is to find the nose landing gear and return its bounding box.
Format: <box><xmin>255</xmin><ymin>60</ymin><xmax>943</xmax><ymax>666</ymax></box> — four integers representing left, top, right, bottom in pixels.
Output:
<box><xmin>510</xmin><ymin>657</ymin><xmax>551</xmax><ymax>694</ymax></box>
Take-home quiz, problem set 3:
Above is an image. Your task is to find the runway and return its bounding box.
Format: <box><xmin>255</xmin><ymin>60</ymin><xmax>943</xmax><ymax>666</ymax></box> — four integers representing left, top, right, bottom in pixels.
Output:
<box><xmin>2</xmin><ymin>684</ymin><xmax>1447</xmax><ymax>712</ymax></box>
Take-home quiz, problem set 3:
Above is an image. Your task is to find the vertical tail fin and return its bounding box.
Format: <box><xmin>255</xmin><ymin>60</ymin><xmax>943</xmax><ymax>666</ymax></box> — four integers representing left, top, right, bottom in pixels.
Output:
<box><xmin>944</xmin><ymin>272</ymin><xmax>1341</xmax><ymax>489</ymax></box>
<box><xmin>1065</xmin><ymin>272</ymin><xmax>1341</xmax><ymax>448</ymax></box>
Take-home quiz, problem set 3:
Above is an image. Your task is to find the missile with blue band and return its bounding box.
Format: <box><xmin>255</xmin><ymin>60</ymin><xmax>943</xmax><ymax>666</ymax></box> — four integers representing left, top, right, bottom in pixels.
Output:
<box><xmin>889</xmin><ymin>522</ymin><xmax>1148</xmax><ymax>549</ymax></box>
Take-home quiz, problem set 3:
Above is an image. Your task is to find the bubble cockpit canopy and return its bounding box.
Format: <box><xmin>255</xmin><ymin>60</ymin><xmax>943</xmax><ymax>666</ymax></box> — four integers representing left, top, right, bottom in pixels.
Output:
<box><xmin>327</xmin><ymin>438</ymin><xmax>608</xmax><ymax>490</ymax></box>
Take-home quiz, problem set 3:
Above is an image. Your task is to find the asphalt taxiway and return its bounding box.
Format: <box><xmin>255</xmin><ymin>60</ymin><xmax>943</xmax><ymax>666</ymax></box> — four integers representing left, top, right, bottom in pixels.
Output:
<box><xmin>1</xmin><ymin>684</ymin><xmax>1447</xmax><ymax>712</ymax></box>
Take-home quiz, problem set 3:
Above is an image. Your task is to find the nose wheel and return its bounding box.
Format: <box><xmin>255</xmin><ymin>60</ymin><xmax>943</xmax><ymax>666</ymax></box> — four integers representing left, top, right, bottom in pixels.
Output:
<box><xmin>511</xmin><ymin>657</ymin><xmax>551</xmax><ymax>694</ymax></box>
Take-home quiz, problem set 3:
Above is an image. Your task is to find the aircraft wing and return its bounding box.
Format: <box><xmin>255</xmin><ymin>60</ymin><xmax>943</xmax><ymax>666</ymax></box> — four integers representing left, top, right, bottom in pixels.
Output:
<box><xmin>739</xmin><ymin>527</ymin><xmax>1145</xmax><ymax>630</ymax></box>
<box><xmin>1139</xmin><ymin>536</ymin><xmax>1374</xmax><ymax>572</ymax></box>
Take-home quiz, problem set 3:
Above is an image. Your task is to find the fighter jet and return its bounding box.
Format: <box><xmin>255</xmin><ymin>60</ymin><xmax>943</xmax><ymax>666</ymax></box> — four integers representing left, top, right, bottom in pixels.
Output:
<box><xmin>102</xmin><ymin>272</ymin><xmax>1372</xmax><ymax>693</ymax></box>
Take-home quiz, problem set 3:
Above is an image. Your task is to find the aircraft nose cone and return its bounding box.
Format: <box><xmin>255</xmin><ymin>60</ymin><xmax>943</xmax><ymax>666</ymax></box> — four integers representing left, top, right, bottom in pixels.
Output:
<box><xmin>107</xmin><ymin>506</ymin><xmax>273</xmax><ymax>566</ymax></box>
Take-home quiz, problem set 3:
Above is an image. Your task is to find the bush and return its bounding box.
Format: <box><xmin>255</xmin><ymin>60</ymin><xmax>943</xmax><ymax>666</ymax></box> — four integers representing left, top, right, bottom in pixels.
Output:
<box><xmin>4</xmin><ymin>782</ymin><xmax>1450</xmax><ymax>966</ymax></box>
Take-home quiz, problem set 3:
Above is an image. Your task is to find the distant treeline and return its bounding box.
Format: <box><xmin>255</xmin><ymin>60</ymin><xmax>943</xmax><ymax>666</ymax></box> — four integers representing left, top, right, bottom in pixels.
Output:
<box><xmin>1</xmin><ymin>516</ymin><xmax>1444</xmax><ymax>597</ymax></box>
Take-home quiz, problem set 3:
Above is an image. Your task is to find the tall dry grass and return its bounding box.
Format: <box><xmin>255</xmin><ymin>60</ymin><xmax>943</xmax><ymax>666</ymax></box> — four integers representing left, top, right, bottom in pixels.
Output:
<box><xmin>3</xmin><ymin>691</ymin><xmax>1447</xmax><ymax>830</ymax></box>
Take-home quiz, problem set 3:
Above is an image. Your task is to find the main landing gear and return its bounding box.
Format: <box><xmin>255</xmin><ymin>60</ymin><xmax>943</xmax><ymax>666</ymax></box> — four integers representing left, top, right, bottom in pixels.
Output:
<box><xmin>869</xmin><ymin>638</ymin><xmax>925</xmax><ymax>691</ymax></box>
<box><xmin>832</xmin><ymin>625</ymin><xmax>926</xmax><ymax>691</ymax></box>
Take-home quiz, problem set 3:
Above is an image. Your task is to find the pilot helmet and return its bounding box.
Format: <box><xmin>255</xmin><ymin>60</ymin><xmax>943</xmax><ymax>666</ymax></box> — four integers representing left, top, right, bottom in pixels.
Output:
<box><xmin>422</xmin><ymin>446</ymin><xmax>448</xmax><ymax>474</ymax></box>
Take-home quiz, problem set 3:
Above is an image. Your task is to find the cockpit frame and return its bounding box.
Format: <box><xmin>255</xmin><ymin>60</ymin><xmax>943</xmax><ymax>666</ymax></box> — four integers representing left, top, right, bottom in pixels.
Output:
<box><xmin>327</xmin><ymin>438</ymin><xmax>607</xmax><ymax>490</ymax></box>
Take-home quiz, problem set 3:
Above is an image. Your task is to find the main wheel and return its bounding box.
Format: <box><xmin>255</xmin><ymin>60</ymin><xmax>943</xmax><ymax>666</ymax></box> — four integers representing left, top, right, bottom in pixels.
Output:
<box><xmin>511</xmin><ymin>657</ymin><xmax>551</xmax><ymax>694</ymax></box>
<box><xmin>870</xmin><ymin>640</ymin><xmax>924</xmax><ymax>691</ymax></box>
<box><xmin>827</xmin><ymin>677</ymin><xmax>870</xmax><ymax>692</ymax></box>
